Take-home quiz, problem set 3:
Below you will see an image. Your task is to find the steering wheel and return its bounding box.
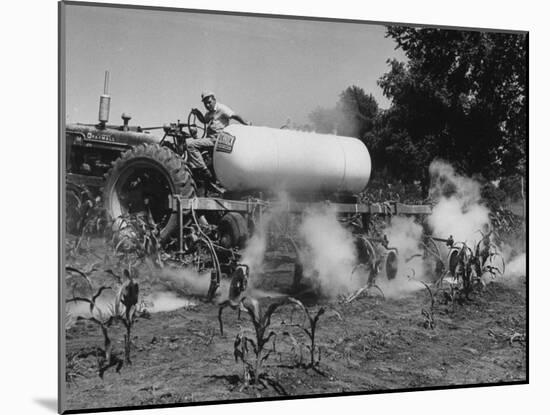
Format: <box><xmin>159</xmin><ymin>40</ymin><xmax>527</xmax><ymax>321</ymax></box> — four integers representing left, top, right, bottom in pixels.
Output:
<box><xmin>187</xmin><ymin>110</ymin><xmax>207</xmax><ymax>139</ymax></box>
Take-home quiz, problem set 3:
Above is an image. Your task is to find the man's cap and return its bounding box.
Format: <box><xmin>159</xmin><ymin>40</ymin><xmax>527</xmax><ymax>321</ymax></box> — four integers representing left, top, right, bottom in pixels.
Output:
<box><xmin>201</xmin><ymin>90</ymin><xmax>216</xmax><ymax>101</ymax></box>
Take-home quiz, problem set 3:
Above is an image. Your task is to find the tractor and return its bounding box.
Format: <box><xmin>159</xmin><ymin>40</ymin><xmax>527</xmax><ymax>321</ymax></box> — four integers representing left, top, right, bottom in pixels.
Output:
<box><xmin>65</xmin><ymin>72</ymin><xmax>432</xmax><ymax>298</ymax></box>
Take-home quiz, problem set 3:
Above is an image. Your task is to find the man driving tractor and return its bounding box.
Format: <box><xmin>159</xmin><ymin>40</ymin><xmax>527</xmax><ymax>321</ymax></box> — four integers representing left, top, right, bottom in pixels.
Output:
<box><xmin>187</xmin><ymin>91</ymin><xmax>251</xmax><ymax>184</ymax></box>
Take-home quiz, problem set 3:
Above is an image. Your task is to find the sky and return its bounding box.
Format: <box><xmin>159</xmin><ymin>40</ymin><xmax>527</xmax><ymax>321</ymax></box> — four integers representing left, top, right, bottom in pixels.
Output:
<box><xmin>64</xmin><ymin>4</ymin><xmax>407</xmax><ymax>130</ymax></box>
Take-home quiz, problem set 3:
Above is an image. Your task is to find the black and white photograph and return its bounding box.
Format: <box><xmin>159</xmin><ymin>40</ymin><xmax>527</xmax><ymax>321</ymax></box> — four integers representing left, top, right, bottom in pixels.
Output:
<box><xmin>59</xmin><ymin>1</ymin><xmax>527</xmax><ymax>413</ymax></box>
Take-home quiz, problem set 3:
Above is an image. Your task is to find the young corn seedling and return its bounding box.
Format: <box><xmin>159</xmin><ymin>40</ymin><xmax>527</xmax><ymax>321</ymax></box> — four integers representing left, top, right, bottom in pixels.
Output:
<box><xmin>65</xmin><ymin>265</ymin><xmax>140</xmax><ymax>377</ymax></box>
<box><xmin>449</xmin><ymin>243</ymin><xmax>476</xmax><ymax>304</ymax></box>
<box><xmin>444</xmin><ymin>233</ymin><xmax>504</xmax><ymax>306</ymax></box>
<box><xmin>113</xmin><ymin>268</ymin><xmax>140</xmax><ymax>365</ymax></box>
<box><xmin>419</xmin><ymin>281</ymin><xmax>436</xmax><ymax>329</ymax></box>
<box><xmin>66</xmin><ymin>285</ymin><xmax>123</xmax><ymax>378</ymax></box>
<box><xmin>66</xmin><ymin>197</ymin><xmax>108</xmax><ymax>258</ymax></box>
<box><xmin>112</xmin><ymin>213</ymin><xmax>162</xmax><ymax>266</ymax></box>
<box><xmin>344</xmin><ymin>236</ymin><xmax>387</xmax><ymax>303</ymax></box>
<box><xmin>219</xmin><ymin>296</ymin><xmax>291</xmax><ymax>394</ymax></box>
<box><xmin>420</xmin><ymin>235</ymin><xmax>450</xmax><ymax>281</ymax></box>
<box><xmin>285</xmin><ymin>298</ymin><xmax>326</xmax><ymax>368</ymax></box>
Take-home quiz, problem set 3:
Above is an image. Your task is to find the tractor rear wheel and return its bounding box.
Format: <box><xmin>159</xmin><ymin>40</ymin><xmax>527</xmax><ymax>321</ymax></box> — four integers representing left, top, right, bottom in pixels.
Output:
<box><xmin>103</xmin><ymin>144</ymin><xmax>196</xmax><ymax>243</ymax></box>
<box><xmin>218</xmin><ymin>212</ymin><xmax>248</xmax><ymax>249</ymax></box>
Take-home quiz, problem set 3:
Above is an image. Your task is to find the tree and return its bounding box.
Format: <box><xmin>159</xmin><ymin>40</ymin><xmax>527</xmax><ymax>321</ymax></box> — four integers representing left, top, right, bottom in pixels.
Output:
<box><xmin>378</xmin><ymin>27</ymin><xmax>527</xmax><ymax>182</ymax></box>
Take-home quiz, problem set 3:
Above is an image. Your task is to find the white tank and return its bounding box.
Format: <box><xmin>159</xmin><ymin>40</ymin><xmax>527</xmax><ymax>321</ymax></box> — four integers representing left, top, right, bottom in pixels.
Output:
<box><xmin>212</xmin><ymin>125</ymin><xmax>371</xmax><ymax>194</ymax></box>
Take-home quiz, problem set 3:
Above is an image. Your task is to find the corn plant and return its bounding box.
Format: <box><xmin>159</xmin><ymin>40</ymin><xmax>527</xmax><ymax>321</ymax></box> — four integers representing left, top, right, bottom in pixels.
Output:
<box><xmin>219</xmin><ymin>297</ymin><xmax>291</xmax><ymax>393</ymax></box>
<box><xmin>66</xmin><ymin>198</ymin><xmax>108</xmax><ymax>258</ymax></box>
<box><xmin>112</xmin><ymin>213</ymin><xmax>162</xmax><ymax>266</ymax></box>
<box><xmin>445</xmin><ymin>233</ymin><xmax>504</xmax><ymax>301</ymax></box>
<box><xmin>113</xmin><ymin>268</ymin><xmax>140</xmax><ymax>365</ymax></box>
<box><xmin>425</xmin><ymin>229</ymin><xmax>506</xmax><ymax>307</ymax></box>
<box><xmin>420</xmin><ymin>235</ymin><xmax>449</xmax><ymax>281</ymax></box>
<box><xmin>66</xmin><ymin>284</ymin><xmax>122</xmax><ymax>378</ymax></box>
<box><xmin>419</xmin><ymin>281</ymin><xmax>436</xmax><ymax>329</ymax></box>
<box><xmin>66</xmin><ymin>265</ymin><xmax>95</xmax><ymax>291</ymax></box>
<box><xmin>345</xmin><ymin>236</ymin><xmax>385</xmax><ymax>303</ymax></box>
<box><xmin>66</xmin><ymin>265</ymin><xmax>141</xmax><ymax>376</ymax></box>
<box><xmin>284</xmin><ymin>298</ymin><xmax>327</xmax><ymax>368</ymax></box>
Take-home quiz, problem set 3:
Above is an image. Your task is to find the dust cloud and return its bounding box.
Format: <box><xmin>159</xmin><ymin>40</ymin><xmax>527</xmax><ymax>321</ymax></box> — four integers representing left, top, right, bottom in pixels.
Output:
<box><xmin>504</xmin><ymin>253</ymin><xmax>526</xmax><ymax>279</ymax></box>
<box><xmin>297</xmin><ymin>204</ymin><xmax>360</xmax><ymax>297</ymax></box>
<box><xmin>427</xmin><ymin>160</ymin><xmax>525</xmax><ymax>284</ymax></box>
<box><xmin>144</xmin><ymin>291</ymin><xmax>196</xmax><ymax>313</ymax></box>
<box><xmin>157</xmin><ymin>266</ymin><xmax>212</xmax><ymax>296</ymax></box>
<box><xmin>378</xmin><ymin>216</ymin><xmax>426</xmax><ymax>298</ymax></box>
<box><xmin>428</xmin><ymin>160</ymin><xmax>491</xmax><ymax>246</ymax></box>
<box><xmin>239</xmin><ymin>192</ymin><xmax>294</xmax><ymax>287</ymax></box>
<box><xmin>239</xmin><ymin>211</ymin><xmax>270</xmax><ymax>280</ymax></box>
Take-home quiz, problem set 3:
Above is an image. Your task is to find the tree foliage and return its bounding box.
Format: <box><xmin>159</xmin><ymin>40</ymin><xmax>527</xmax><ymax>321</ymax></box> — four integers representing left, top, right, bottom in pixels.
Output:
<box><xmin>377</xmin><ymin>27</ymin><xmax>527</xmax><ymax>182</ymax></box>
<box><xmin>306</xmin><ymin>28</ymin><xmax>526</xmax><ymax>194</ymax></box>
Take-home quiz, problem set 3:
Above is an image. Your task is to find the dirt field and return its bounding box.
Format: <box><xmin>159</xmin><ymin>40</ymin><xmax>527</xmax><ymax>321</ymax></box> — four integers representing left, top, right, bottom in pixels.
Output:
<box><xmin>64</xmin><ymin>237</ymin><xmax>527</xmax><ymax>412</ymax></box>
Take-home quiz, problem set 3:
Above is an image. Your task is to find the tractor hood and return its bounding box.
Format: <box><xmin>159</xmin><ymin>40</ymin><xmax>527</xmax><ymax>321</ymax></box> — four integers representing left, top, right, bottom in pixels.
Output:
<box><xmin>66</xmin><ymin>123</ymin><xmax>162</xmax><ymax>149</ymax></box>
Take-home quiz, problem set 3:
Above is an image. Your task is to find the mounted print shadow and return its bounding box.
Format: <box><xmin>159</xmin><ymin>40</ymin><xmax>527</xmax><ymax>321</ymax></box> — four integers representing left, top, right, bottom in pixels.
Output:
<box><xmin>59</xmin><ymin>1</ymin><xmax>527</xmax><ymax>413</ymax></box>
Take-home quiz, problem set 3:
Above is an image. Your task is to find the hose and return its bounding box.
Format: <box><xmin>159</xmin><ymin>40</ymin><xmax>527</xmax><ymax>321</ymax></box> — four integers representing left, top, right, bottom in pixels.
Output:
<box><xmin>190</xmin><ymin>199</ymin><xmax>222</xmax><ymax>295</ymax></box>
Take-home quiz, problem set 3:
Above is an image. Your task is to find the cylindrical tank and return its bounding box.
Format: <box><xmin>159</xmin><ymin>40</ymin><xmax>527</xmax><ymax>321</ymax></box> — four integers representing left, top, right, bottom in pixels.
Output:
<box><xmin>213</xmin><ymin>125</ymin><xmax>371</xmax><ymax>194</ymax></box>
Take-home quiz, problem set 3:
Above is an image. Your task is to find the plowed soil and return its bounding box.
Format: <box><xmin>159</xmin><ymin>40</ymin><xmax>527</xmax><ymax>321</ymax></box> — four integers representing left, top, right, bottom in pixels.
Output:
<box><xmin>64</xmin><ymin>237</ymin><xmax>527</xmax><ymax>412</ymax></box>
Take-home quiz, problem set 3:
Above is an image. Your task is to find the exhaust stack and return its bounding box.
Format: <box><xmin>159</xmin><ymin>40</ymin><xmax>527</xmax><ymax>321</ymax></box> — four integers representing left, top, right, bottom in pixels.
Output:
<box><xmin>98</xmin><ymin>70</ymin><xmax>111</xmax><ymax>127</ymax></box>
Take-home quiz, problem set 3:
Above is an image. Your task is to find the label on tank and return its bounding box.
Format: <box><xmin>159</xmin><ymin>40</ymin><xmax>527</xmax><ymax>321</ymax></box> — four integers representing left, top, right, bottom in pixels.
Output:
<box><xmin>215</xmin><ymin>132</ymin><xmax>236</xmax><ymax>153</ymax></box>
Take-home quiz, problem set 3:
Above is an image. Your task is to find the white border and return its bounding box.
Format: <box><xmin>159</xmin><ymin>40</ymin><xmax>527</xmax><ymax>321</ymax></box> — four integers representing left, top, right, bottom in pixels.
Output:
<box><xmin>2</xmin><ymin>0</ymin><xmax>545</xmax><ymax>414</ymax></box>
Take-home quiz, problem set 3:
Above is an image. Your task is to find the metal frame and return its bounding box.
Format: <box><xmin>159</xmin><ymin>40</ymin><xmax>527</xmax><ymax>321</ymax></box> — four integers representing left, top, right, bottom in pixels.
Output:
<box><xmin>170</xmin><ymin>195</ymin><xmax>433</xmax><ymax>215</ymax></box>
<box><xmin>170</xmin><ymin>195</ymin><xmax>434</xmax><ymax>299</ymax></box>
